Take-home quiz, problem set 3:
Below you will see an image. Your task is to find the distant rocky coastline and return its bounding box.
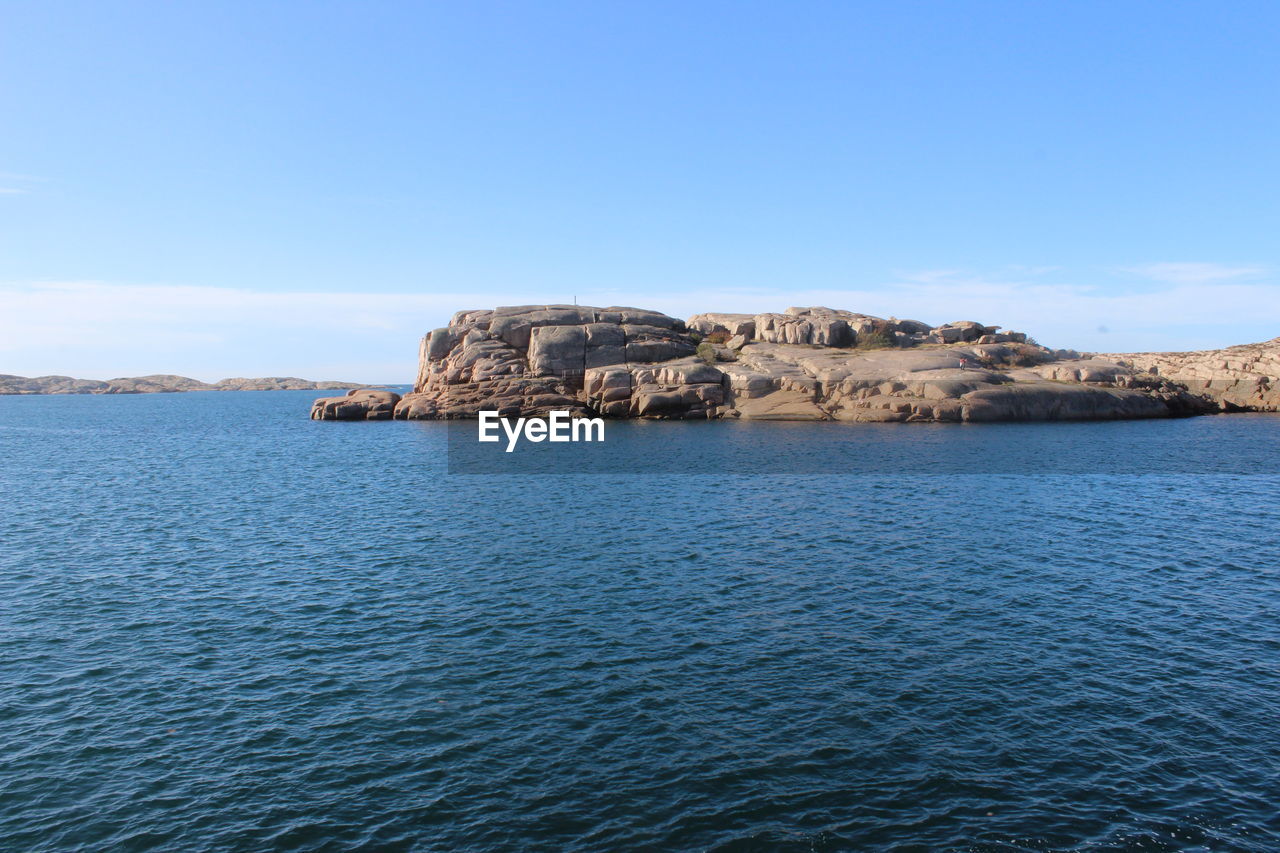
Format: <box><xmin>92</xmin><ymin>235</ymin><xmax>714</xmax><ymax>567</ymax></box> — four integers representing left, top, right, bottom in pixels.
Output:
<box><xmin>310</xmin><ymin>303</ymin><xmax>1280</xmax><ymax>423</ymax></box>
<box><xmin>3</xmin><ymin>374</ymin><xmax>363</xmax><ymax>395</ymax></box>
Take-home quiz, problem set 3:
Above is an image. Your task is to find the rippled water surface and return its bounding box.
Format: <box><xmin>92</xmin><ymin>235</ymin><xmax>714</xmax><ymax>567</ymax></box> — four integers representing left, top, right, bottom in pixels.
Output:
<box><xmin>2</xmin><ymin>391</ymin><xmax>1280</xmax><ymax>851</ymax></box>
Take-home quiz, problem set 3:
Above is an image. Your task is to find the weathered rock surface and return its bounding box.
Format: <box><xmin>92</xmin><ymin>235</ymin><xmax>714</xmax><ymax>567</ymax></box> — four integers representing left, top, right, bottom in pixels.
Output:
<box><xmin>396</xmin><ymin>305</ymin><xmax>697</xmax><ymax>419</ymax></box>
<box><xmin>704</xmin><ymin>342</ymin><xmax>1203</xmax><ymax>423</ymax></box>
<box><xmin>327</xmin><ymin>302</ymin><xmax>1276</xmax><ymax>424</ymax></box>
<box><xmin>687</xmin><ymin>313</ymin><xmax>756</xmax><ymax>338</ymax></box>
<box><xmin>311</xmin><ymin>389</ymin><xmax>402</xmax><ymax>420</ymax></box>
<box><xmin>1097</xmin><ymin>338</ymin><xmax>1280</xmax><ymax>412</ymax></box>
<box><xmin>1</xmin><ymin>374</ymin><xmax>361</xmax><ymax>395</ymax></box>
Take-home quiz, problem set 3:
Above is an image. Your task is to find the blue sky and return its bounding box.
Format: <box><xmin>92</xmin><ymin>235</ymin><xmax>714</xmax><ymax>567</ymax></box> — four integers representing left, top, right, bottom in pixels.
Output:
<box><xmin>2</xmin><ymin>1</ymin><xmax>1277</xmax><ymax>381</ymax></box>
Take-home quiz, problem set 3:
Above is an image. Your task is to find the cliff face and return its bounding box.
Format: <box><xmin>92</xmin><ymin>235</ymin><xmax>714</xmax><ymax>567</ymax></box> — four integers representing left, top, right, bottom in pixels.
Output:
<box><xmin>310</xmin><ymin>303</ymin><xmax>1259</xmax><ymax>423</ymax></box>
<box><xmin>1097</xmin><ymin>338</ymin><xmax>1280</xmax><ymax>412</ymax></box>
<box><xmin>394</xmin><ymin>305</ymin><xmax>697</xmax><ymax>419</ymax></box>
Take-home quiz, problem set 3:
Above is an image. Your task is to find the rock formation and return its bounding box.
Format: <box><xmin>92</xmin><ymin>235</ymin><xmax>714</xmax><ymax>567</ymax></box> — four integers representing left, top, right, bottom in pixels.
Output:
<box><xmin>1097</xmin><ymin>338</ymin><xmax>1280</xmax><ymax>412</ymax></box>
<box><xmin>1</xmin><ymin>374</ymin><xmax>362</xmax><ymax>395</ymax></box>
<box><xmin>310</xmin><ymin>389</ymin><xmax>402</xmax><ymax>420</ymax></box>
<box><xmin>393</xmin><ymin>305</ymin><xmax>697</xmax><ymax>420</ymax></box>
<box><xmin>686</xmin><ymin>308</ymin><xmax>1026</xmax><ymax>348</ymax></box>
<box><xmin>304</xmin><ymin>302</ymin><xmax>1280</xmax><ymax>423</ymax></box>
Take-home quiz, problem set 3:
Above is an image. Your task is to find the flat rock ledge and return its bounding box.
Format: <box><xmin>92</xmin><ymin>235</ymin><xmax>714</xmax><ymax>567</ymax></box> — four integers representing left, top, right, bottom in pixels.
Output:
<box><xmin>312</xmin><ymin>304</ymin><xmax>1280</xmax><ymax>422</ymax></box>
<box><xmin>311</xmin><ymin>389</ymin><xmax>402</xmax><ymax>420</ymax></box>
<box><xmin>1097</xmin><ymin>338</ymin><xmax>1280</xmax><ymax>412</ymax></box>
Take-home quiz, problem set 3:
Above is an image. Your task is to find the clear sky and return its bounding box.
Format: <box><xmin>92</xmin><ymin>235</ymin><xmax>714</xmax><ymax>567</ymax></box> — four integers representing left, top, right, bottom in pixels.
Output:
<box><xmin>2</xmin><ymin>1</ymin><xmax>1277</xmax><ymax>381</ymax></box>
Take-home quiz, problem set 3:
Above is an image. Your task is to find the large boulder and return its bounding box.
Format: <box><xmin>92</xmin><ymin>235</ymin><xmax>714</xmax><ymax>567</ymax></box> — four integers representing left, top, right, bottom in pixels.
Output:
<box><xmin>584</xmin><ymin>357</ymin><xmax>727</xmax><ymax>420</ymax></box>
<box><xmin>311</xmin><ymin>389</ymin><xmax>402</xmax><ymax>420</ymax></box>
<box><xmin>754</xmin><ymin>308</ymin><xmax>856</xmax><ymax>347</ymax></box>
<box><xmin>687</xmin><ymin>313</ymin><xmax>757</xmax><ymax>338</ymax></box>
<box><xmin>623</xmin><ymin>325</ymin><xmax>697</xmax><ymax>363</ymax></box>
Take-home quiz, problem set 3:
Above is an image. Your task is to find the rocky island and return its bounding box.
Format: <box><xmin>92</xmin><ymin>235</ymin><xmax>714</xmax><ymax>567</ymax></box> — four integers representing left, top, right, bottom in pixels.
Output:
<box><xmin>3</xmin><ymin>374</ymin><xmax>363</xmax><ymax>395</ymax></box>
<box><xmin>310</xmin><ymin>304</ymin><xmax>1280</xmax><ymax>422</ymax></box>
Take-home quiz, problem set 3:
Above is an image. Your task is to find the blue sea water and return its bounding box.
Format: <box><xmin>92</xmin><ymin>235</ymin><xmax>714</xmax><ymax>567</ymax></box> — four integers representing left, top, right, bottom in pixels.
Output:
<box><xmin>2</xmin><ymin>390</ymin><xmax>1279</xmax><ymax>851</ymax></box>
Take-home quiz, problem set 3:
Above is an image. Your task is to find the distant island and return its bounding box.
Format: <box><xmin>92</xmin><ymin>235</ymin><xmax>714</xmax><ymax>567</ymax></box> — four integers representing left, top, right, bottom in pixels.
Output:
<box><xmin>311</xmin><ymin>304</ymin><xmax>1280</xmax><ymax>423</ymax></box>
<box><xmin>310</xmin><ymin>304</ymin><xmax>1280</xmax><ymax>423</ymax></box>
<box><xmin>3</xmin><ymin>374</ymin><xmax>365</xmax><ymax>395</ymax></box>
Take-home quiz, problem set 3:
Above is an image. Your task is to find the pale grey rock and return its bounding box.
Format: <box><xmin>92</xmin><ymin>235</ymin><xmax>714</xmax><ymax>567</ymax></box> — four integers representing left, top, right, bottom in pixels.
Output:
<box><xmin>753</xmin><ymin>309</ymin><xmax>856</xmax><ymax>347</ymax></box>
<box><xmin>622</xmin><ymin>325</ymin><xmax>697</xmax><ymax>363</ymax></box>
<box><xmin>311</xmin><ymin>389</ymin><xmax>402</xmax><ymax>420</ymax></box>
<box><xmin>427</xmin><ymin>327</ymin><xmax>460</xmax><ymax>360</ymax></box>
<box><xmin>615</xmin><ymin>307</ymin><xmax>683</xmax><ymax>329</ymax></box>
<box><xmin>687</xmin><ymin>313</ymin><xmax>757</xmax><ymax>337</ymax></box>
<box><xmin>1098</xmin><ymin>338</ymin><xmax>1280</xmax><ymax>411</ymax></box>
<box><xmin>584</xmin><ymin>323</ymin><xmax>625</xmax><ymax>347</ymax></box>
<box><xmin>583</xmin><ymin>357</ymin><xmax>725</xmax><ymax>419</ymax></box>
<box><xmin>528</xmin><ymin>325</ymin><xmax>587</xmax><ymax>377</ymax></box>
<box><xmin>889</xmin><ymin>317</ymin><xmax>933</xmax><ymax>335</ymax></box>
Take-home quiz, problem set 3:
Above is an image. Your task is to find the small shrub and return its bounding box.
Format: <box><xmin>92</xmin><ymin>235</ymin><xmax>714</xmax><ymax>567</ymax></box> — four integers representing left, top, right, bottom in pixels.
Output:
<box><xmin>705</xmin><ymin>330</ymin><xmax>731</xmax><ymax>344</ymax></box>
<box><xmin>856</xmin><ymin>320</ymin><xmax>895</xmax><ymax>350</ymax></box>
<box><xmin>696</xmin><ymin>341</ymin><xmax>718</xmax><ymax>364</ymax></box>
<box><xmin>999</xmin><ymin>343</ymin><xmax>1052</xmax><ymax>367</ymax></box>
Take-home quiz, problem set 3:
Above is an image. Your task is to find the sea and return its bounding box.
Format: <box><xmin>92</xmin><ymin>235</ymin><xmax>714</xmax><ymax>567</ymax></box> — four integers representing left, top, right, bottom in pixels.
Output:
<box><xmin>2</xmin><ymin>390</ymin><xmax>1279</xmax><ymax>851</ymax></box>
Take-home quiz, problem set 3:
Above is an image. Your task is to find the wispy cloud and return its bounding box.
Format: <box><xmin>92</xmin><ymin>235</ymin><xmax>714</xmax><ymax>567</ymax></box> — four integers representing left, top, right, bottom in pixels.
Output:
<box><xmin>1121</xmin><ymin>262</ymin><xmax>1267</xmax><ymax>285</ymax></box>
<box><xmin>2</xmin><ymin>270</ymin><xmax>1277</xmax><ymax>380</ymax></box>
<box><xmin>0</xmin><ymin>171</ymin><xmax>44</xmax><ymax>195</ymax></box>
<box><xmin>645</xmin><ymin>266</ymin><xmax>1280</xmax><ymax>353</ymax></box>
<box><xmin>0</xmin><ymin>281</ymin><xmax>533</xmax><ymax>382</ymax></box>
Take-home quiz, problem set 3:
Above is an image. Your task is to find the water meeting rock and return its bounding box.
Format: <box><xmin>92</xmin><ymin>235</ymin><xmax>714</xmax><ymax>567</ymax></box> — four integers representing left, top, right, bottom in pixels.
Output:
<box><xmin>310</xmin><ymin>389</ymin><xmax>402</xmax><ymax>420</ymax></box>
<box><xmin>1097</xmin><ymin>338</ymin><xmax>1280</xmax><ymax>412</ymax></box>
<box><xmin>312</xmin><ymin>302</ymin><xmax>1279</xmax><ymax>423</ymax></box>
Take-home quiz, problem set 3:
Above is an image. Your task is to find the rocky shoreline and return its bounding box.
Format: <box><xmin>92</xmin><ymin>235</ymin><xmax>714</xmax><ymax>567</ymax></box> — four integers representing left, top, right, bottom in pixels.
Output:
<box><xmin>310</xmin><ymin>304</ymin><xmax>1280</xmax><ymax>422</ymax></box>
<box><xmin>3</xmin><ymin>374</ymin><xmax>363</xmax><ymax>395</ymax></box>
